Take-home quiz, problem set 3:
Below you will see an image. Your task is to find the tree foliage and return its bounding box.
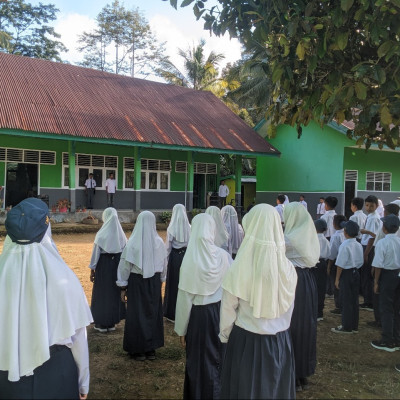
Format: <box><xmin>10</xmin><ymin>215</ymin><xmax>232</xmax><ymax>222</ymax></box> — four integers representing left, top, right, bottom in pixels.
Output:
<box><xmin>78</xmin><ymin>0</ymin><xmax>166</xmax><ymax>77</ymax></box>
<box><xmin>166</xmin><ymin>0</ymin><xmax>400</xmax><ymax>149</ymax></box>
<box><xmin>0</xmin><ymin>0</ymin><xmax>66</xmax><ymax>61</ymax></box>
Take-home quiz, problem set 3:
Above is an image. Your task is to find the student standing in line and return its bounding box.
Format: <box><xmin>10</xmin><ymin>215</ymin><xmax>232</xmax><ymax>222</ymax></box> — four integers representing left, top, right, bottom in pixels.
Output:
<box><xmin>84</xmin><ymin>173</ymin><xmax>96</xmax><ymax>209</ymax></box>
<box><xmin>320</xmin><ymin>196</ymin><xmax>338</xmax><ymax>241</ymax></box>
<box><xmin>163</xmin><ymin>204</ymin><xmax>191</xmax><ymax>322</ymax></box>
<box><xmin>117</xmin><ymin>211</ymin><xmax>167</xmax><ymax>361</ymax></box>
<box><xmin>175</xmin><ymin>213</ymin><xmax>232</xmax><ymax>400</ymax></box>
<box><xmin>327</xmin><ymin>215</ymin><xmax>347</xmax><ymax>316</ymax></box>
<box><xmin>105</xmin><ymin>172</ymin><xmax>116</xmax><ymax>208</ymax></box>
<box><xmin>371</xmin><ymin>214</ymin><xmax>400</xmax><ymax>352</ymax></box>
<box><xmin>331</xmin><ymin>220</ymin><xmax>363</xmax><ymax>334</ymax></box>
<box><xmin>349</xmin><ymin>197</ymin><xmax>367</xmax><ymax>242</ymax></box>
<box><xmin>283</xmin><ymin>202</ymin><xmax>320</xmax><ymax>392</ymax></box>
<box><xmin>218</xmin><ymin>180</ymin><xmax>229</xmax><ymax>208</ymax></box>
<box><xmin>316</xmin><ymin>197</ymin><xmax>326</xmax><ymax>219</ymax></box>
<box><xmin>221</xmin><ymin>204</ymin><xmax>244</xmax><ymax>258</ymax></box>
<box><xmin>89</xmin><ymin>207</ymin><xmax>127</xmax><ymax>333</ymax></box>
<box><xmin>0</xmin><ymin>198</ymin><xmax>92</xmax><ymax>399</ymax></box>
<box><xmin>220</xmin><ymin>204</ymin><xmax>297</xmax><ymax>399</ymax></box>
<box><xmin>205</xmin><ymin>205</ymin><xmax>230</xmax><ymax>251</ymax></box>
<box><xmin>299</xmin><ymin>194</ymin><xmax>308</xmax><ymax>210</ymax></box>
<box><xmin>313</xmin><ymin>219</ymin><xmax>331</xmax><ymax>322</ymax></box>
<box><xmin>275</xmin><ymin>194</ymin><xmax>286</xmax><ymax>224</ymax></box>
<box><xmin>359</xmin><ymin>195</ymin><xmax>382</xmax><ymax>312</ymax></box>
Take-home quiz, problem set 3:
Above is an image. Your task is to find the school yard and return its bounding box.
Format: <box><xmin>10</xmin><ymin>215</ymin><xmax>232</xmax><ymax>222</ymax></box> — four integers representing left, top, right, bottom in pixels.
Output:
<box><xmin>1</xmin><ymin>230</ymin><xmax>399</xmax><ymax>399</ymax></box>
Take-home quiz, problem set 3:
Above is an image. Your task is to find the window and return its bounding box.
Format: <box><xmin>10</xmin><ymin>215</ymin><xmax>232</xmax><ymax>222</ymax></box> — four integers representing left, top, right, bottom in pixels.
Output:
<box><xmin>175</xmin><ymin>161</ymin><xmax>217</xmax><ymax>174</ymax></box>
<box><xmin>0</xmin><ymin>147</ymin><xmax>55</xmax><ymax>165</ymax></box>
<box><xmin>140</xmin><ymin>158</ymin><xmax>171</xmax><ymax>190</ymax></box>
<box><xmin>366</xmin><ymin>171</ymin><xmax>391</xmax><ymax>191</ymax></box>
<box><xmin>124</xmin><ymin>157</ymin><xmax>134</xmax><ymax>189</ymax></box>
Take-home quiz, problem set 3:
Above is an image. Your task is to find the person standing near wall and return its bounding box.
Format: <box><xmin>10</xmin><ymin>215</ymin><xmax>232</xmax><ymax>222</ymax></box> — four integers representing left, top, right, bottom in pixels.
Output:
<box><xmin>218</xmin><ymin>180</ymin><xmax>229</xmax><ymax>208</ymax></box>
<box><xmin>316</xmin><ymin>197</ymin><xmax>326</xmax><ymax>219</ymax></box>
<box><xmin>84</xmin><ymin>173</ymin><xmax>96</xmax><ymax>210</ymax></box>
<box><xmin>106</xmin><ymin>173</ymin><xmax>116</xmax><ymax>208</ymax></box>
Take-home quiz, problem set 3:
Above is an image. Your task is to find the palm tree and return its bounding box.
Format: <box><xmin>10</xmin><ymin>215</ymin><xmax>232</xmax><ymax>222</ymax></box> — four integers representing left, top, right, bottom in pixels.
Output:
<box><xmin>156</xmin><ymin>39</ymin><xmax>225</xmax><ymax>91</ymax></box>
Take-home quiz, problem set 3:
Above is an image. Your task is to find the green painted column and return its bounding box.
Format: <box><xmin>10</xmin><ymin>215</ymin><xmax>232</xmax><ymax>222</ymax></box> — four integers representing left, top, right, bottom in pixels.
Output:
<box><xmin>68</xmin><ymin>141</ymin><xmax>76</xmax><ymax>212</ymax></box>
<box><xmin>134</xmin><ymin>147</ymin><xmax>141</xmax><ymax>211</ymax></box>
<box><xmin>186</xmin><ymin>151</ymin><xmax>194</xmax><ymax>211</ymax></box>
<box><xmin>235</xmin><ymin>155</ymin><xmax>242</xmax><ymax>209</ymax></box>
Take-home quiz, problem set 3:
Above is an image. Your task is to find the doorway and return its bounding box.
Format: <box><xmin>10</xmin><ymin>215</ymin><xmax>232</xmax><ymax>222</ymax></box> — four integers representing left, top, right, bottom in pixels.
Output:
<box><xmin>193</xmin><ymin>174</ymin><xmax>206</xmax><ymax>209</ymax></box>
<box><xmin>344</xmin><ymin>170</ymin><xmax>358</xmax><ymax>219</ymax></box>
<box><xmin>6</xmin><ymin>163</ymin><xmax>38</xmax><ymax>207</ymax></box>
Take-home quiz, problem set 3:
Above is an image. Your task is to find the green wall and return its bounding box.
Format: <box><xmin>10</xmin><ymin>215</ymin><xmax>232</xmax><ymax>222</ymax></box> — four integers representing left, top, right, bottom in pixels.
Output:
<box><xmin>344</xmin><ymin>147</ymin><xmax>400</xmax><ymax>191</ymax></box>
<box><xmin>256</xmin><ymin>121</ymin><xmax>355</xmax><ymax>192</ymax></box>
<box><xmin>0</xmin><ymin>133</ymin><xmax>219</xmax><ymax>191</ymax></box>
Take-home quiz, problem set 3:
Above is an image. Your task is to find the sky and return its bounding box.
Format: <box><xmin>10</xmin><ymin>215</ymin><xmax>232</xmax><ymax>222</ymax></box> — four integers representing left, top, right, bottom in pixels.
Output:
<box><xmin>29</xmin><ymin>0</ymin><xmax>242</xmax><ymax>81</ymax></box>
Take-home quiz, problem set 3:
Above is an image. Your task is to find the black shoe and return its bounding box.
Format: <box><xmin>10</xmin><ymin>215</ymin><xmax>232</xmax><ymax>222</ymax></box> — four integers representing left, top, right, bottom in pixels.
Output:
<box><xmin>299</xmin><ymin>377</ymin><xmax>309</xmax><ymax>390</ymax></box>
<box><xmin>330</xmin><ymin>308</ymin><xmax>342</xmax><ymax>315</ymax></box>
<box><xmin>331</xmin><ymin>325</ymin><xmax>353</xmax><ymax>334</ymax></box>
<box><xmin>295</xmin><ymin>379</ymin><xmax>302</xmax><ymax>392</ymax></box>
<box><xmin>370</xmin><ymin>340</ymin><xmax>396</xmax><ymax>352</ymax></box>
<box><xmin>131</xmin><ymin>353</ymin><xmax>146</xmax><ymax>361</ymax></box>
<box><xmin>94</xmin><ymin>324</ymin><xmax>107</xmax><ymax>333</ymax></box>
<box><xmin>395</xmin><ymin>340</ymin><xmax>400</xmax><ymax>351</ymax></box>
<box><xmin>359</xmin><ymin>303</ymin><xmax>374</xmax><ymax>311</ymax></box>
<box><xmin>145</xmin><ymin>351</ymin><xmax>156</xmax><ymax>361</ymax></box>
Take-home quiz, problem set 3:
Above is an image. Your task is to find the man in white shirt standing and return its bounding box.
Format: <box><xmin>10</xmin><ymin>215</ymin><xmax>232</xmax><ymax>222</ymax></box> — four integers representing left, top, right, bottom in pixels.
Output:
<box><xmin>84</xmin><ymin>173</ymin><xmax>96</xmax><ymax>209</ymax></box>
<box><xmin>316</xmin><ymin>197</ymin><xmax>326</xmax><ymax>219</ymax></box>
<box><xmin>299</xmin><ymin>195</ymin><xmax>308</xmax><ymax>211</ymax></box>
<box><xmin>218</xmin><ymin>180</ymin><xmax>229</xmax><ymax>209</ymax></box>
<box><xmin>106</xmin><ymin>172</ymin><xmax>116</xmax><ymax>207</ymax></box>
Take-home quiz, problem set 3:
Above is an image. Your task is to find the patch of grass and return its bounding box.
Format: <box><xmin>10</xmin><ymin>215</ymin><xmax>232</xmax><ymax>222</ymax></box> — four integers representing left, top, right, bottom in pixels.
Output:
<box><xmin>156</xmin><ymin>346</ymin><xmax>185</xmax><ymax>361</ymax></box>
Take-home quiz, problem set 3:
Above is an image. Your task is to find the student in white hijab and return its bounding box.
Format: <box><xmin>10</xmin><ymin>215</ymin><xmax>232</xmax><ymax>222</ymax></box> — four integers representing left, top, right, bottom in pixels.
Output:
<box><xmin>283</xmin><ymin>202</ymin><xmax>320</xmax><ymax>392</ymax></box>
<box><xmin>377</xmin><ymin>199</ymin><xmax>384</xmax><ymax>218</ymax></box>
<box><xmin>219</xmin><ymin>204</ymin><xmax>297</xmax><ymax>399</ymax></box>
<box><xmin>117</xmin><ymin>211</ymin><xmax>167</xmax><ymax>361</ymax></box>
<box><xmin>205</xmin><ymin>205</ymin><xmax>229</xmax><ymax>251</ymax></box>
<box><xmin>284</xmin><ymin>194</ymin><xmax>290</xmax><ymax>205</ymax></box>
<box><xmin>89</xmin><ymin>207</ymin><xmax>127</xmax><ymax>333</ymax></box>
<box><xmin>175</xmin><ymin>213</ymin><xmax>232</xmax><ymax>400</ymax></box>
<box><xmin>221</xmin><ymin>205</ymin><xmax>244</xmax><ymax>258</ymax></box>
<box><xmin>163</xmin><ymin>204</ymin><xmax>191</xmax><ymax>322</ymax></box>
<box><xmin>0</xmin><ymin>198</ymin><xmax>92</xmax><ymax>400</ymax></box>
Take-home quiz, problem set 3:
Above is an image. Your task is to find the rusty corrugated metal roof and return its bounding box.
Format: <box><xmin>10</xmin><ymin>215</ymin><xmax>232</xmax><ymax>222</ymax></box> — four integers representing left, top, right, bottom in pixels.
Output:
<box><xmin>0</xmin><ymin>53</ymin><xmax>279</xmax><ymax>155</ymax></box>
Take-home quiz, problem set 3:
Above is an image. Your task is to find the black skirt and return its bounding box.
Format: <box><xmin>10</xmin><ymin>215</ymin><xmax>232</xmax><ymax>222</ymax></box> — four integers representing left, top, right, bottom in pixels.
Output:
<box><xmin>91</xmin><ymin>252</ymin><xmax>126</xmax><ymax>328</ymax></box>
<box><xmin>221</xmin><ymin>325</ymin><xmax>295</xmax><ymax>400</ymax></box>
<box><xmin>0</xmin><ymin>345</ymin><xmax>79</xmax><ymax>399</ymax></box>
<box><xmin>123</xmin><ymin>272</ymin><xmax>164</xmax><ymax>354</ymax></box>
<box><xmin>184</xmin><ymin>302</ymin><xmax>224</xmax><ymax>400</ymax></box>
<box><xmin>163</xmin><ymin>247</ymin><xmax>186</xmax><ymax>321</ymax></box>
<box><xmin>290</xmin><ymin>267</ymin><xmax>318</xmax><ymax>380</ymax></box>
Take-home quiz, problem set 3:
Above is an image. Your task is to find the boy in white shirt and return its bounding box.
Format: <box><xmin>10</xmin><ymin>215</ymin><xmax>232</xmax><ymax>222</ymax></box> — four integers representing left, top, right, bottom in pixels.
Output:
<box><xmin>105</xmin><ymin>172</ymin><xmax>116</xmax><ymax>207</ymax></box>
<box><xmin>275</xmin><ymin>194</ymin><xmax>286</xmax><ymax>224</ymax></box>
<box><xmin>331</xmin><ymin>220</ymin><xmax>363</xmax><ymax>334</ymax></box>
<box><xmin>349</xmin><ymin>197</ymin><xmax>367</xmax><ymax>242</ymax></box>
<box><xmin>321</xmin><ymin>196</ymin><xmax>338</xmax><ymax>240</ymax></box>
<box><xmin>370</xmin><ymin>214</ymin><xmax>400</xmax><ymax>352</ymax></box>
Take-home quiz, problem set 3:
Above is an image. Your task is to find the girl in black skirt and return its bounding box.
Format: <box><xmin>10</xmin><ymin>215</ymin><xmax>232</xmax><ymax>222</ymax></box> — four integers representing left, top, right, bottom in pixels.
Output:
<box><xmin>89</xmin><ymin>207</ymin><xmax>127</xmax><ymax>332</ymax></box>
<box><xmin>220</xmin><ymin>204</ymin><xmax>298</xmax><ymax>399</ymax></box>
<box><xmin>0</xmin><ymin>198</ymin><xmax>92</xmax><ymax>399</ymax></box>
<box><xmin>117</xmin><ymin>211</ymin><xmax>167</xmax><ymax>361</ymax></box>
<box><xmin>163</xmin><ymin>204</ymin><xmax>191</xmax><ymax>322</ymax></box>
<box><xmin>283</xmin><ymin>202</ymin><xmax>320</xmax><ymax>392</ymax></box>
<box><xmin>175</xmin><ymin>213</ymin><xmax>232</xmax><ymax>399</ymax></box>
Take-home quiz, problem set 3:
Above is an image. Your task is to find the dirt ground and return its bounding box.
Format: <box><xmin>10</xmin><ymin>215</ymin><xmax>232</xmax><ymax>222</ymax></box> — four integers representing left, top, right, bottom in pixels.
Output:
<box><xmin>1</xmin><ymin>231</ymin><xmax>399</xmax><ymax>399</ymax></box>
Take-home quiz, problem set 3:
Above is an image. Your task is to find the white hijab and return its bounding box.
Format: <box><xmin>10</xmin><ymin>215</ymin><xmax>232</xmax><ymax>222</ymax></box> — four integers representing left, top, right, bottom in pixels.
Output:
<box><xmin>0</xmin><ymin>241</ymin><xmax>92</xmax><ymax>382</ymax></box>
<box><xmin>94</xmin><ymin>207</ymin><xmax>127</xmax><ymax>254</ymax></box>
<box><xmin>221</xmin><ymin>205</ymin><xmax>244</xmax><ymax>255</ymax></box>
<box><xmin>167</xmin><ymin>204</ymin><xmax>191</xmax><ymax>243</ymax></box>
<box><xmin>121</xmin><ymin>211</ymin><xmax>166</xmax><ymax>278</ymax></box>
<box><xmin>205</xmin><ymin>206</ymin><xmax>229</xmax><ymax>248</ymax></box>
<box><xmin>377</xmin><ymin>199</ymin><xmax>384</xmax><ymax>218</ymax></box>
<box><xmin>284</xmin><ymin>195</ymin><xmax>290</xmax><ymax>205</ymax></box>
<box><xmin>283</xmin><ymin>202</ymin><xmax>320</xmax><ymax>267</ymax></box>
<box><xmin>222</xmin><ymin>204</ymin><xmax>297</xmax><ymax>319</ymax></box>
<box><xmin>179</xmin><ymin>213</ymin><xmax>231</xmax><ymax>296</ymax></box>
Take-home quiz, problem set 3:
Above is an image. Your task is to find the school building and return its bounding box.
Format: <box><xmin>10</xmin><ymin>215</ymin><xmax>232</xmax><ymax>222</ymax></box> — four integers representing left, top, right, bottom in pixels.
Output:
<box><xmin>255</xmin><ymin>119</ymin><xmax>400</xmax><ymax>218</ymax></box>
<box><xmin>0</xmin><ymin>53</ymin><xmax>279</xmax><ymax>212</ymax></box>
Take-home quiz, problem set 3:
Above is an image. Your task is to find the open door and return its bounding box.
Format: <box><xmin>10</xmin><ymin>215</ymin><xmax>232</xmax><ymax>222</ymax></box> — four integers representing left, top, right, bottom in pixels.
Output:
<box><xmin>344</xmin><ymin>170</ymin><xmax>358</xmax><ymax>219</ymax></box>
<box><xmin>6</xmin><ymin>162</ymin><xmax>38</xmax><ymax>207</ymax></box>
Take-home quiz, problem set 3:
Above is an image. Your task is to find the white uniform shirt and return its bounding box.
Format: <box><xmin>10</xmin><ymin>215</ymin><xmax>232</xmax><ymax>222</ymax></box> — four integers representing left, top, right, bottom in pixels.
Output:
<box><xmin>329</xmin><ymin>229</ymin><xmax>345</xmax><ymax>260</ymax></box>
<box><xmin>336</xmin><ymin>238</ymin><xmax>364</xmax><ymax>270</ymax></box>
<box><xmin>300</xmin><ymin>200</ymin><xmax>308</xmax><ymax>210</ymax></box>
<box><xmin>84</xmin><ymin>178</ymin><xmax>96</xmax><ymax>189</ymax></box>
<box><xmin>316</xmin><ymin>202</ymin><xmax>326</xmax><ymax>215</ymax></box>
<box><xmin>275</xmin><ymin>204</ymin><xmax>284</xmax><ymax>222</ymax></box>
<box><xmin>349</xmin><ymin>210</ymin><xmax>367</xmax><ymax>240</ymax></box>
<box><xmin>318</xmin><ymin>232</ymin><xmax>331</xmax><ymax>259</ymax></box>
<box><xmin>361</xmin><ymin>211</ymin><xmax>382</xmax><ymax>246</ymax></box>
<box><xmin>106</xmin><ymin>178</ymin><xmax>116</xmax><ymax>193</ymax></box>
<box><xmin>218</xmin><ymin>184</ymin><xmax>229</xmax><ymax>198</ymax></box>
<box><xmin>372</xmin><ymin>234</ymin><xmax>400</xmax><ymax>270</ymax></box>
<box><xmin>174</xmin><ymin>287</ymin><xmax>222</xmax><ymax>336</ymax></box>
<box><xmin>219</xmin><ymin>290</ymin><xmax>294</xmax><ymax>342</ymax></box>
<box><xmin>321</xmin><ymin>210</ymin><xmax>336</xmax><ymax>238</ymax></box>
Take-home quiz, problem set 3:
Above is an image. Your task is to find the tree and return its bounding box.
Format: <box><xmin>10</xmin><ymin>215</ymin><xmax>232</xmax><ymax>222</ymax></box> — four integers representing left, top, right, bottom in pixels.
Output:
<box><xmin>0</xmin><ymin>0</ymin><xmax>67</xmax><ymax>61</ymax></box>
<box><xmin>78</xmin><ymin>1</ymin><xmax>166</xmax><ymax>78</ymax></box>
<box><xmin>167</xmin><ymin>0</ymin><xmax>400</xmax><ymax>149</ymax></box>
<box><xmin>156</xmin><ymin>39</ymin><xmax>225</xmax><ymax>90</ymax></box>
